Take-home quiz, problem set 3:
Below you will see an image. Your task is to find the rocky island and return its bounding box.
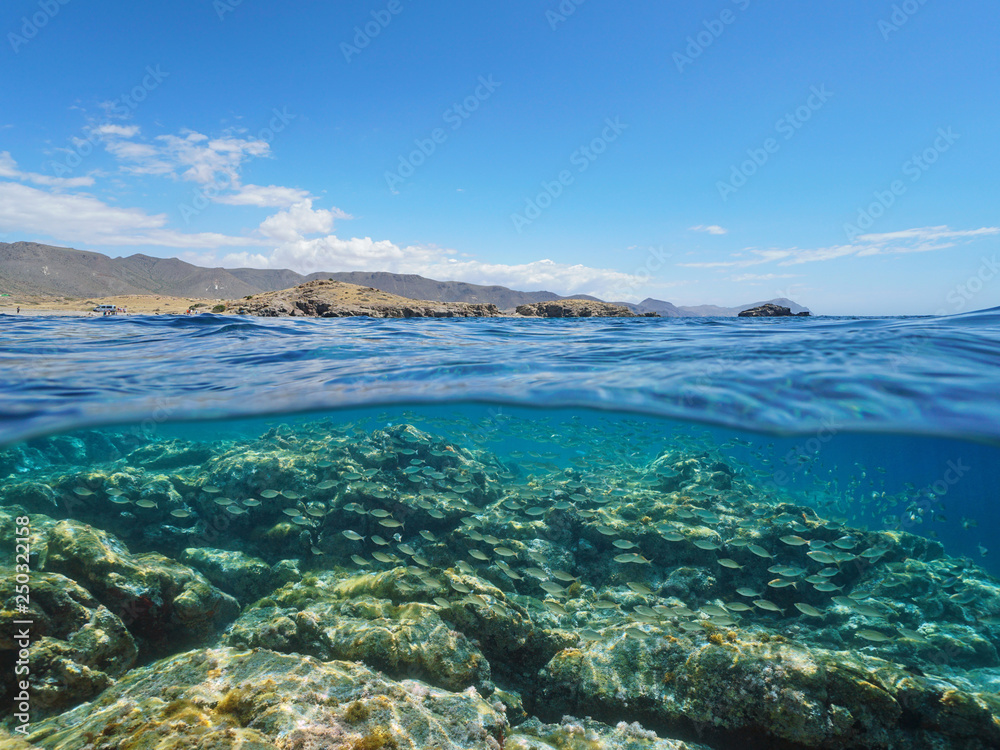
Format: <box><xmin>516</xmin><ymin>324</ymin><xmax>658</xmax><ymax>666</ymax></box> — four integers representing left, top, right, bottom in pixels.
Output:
<box><xmin>515</xmin><ymin>300</ymin><xmax>650</xmax><ymax>318</ymax></box>
<box><xmin>227</xmin><ymin>280</ymin><xmax>502</xmax><ymax>318</ymax></box>
<box><xmin>738</xmin><ymin>303</ymin><xmax>811</xmax><ymax>318</ymax></box>
<box><xmin>225</xmin><ymin>281</ymin><xmax>655</xmax><ymax>319</ymax></box>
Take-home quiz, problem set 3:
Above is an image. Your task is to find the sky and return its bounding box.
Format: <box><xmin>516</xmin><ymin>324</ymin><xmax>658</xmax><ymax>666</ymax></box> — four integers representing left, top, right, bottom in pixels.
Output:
<box><xmin>1</xmin><ymin>0</ymin><xmax>998</xmax><ymax>315</ymax></box>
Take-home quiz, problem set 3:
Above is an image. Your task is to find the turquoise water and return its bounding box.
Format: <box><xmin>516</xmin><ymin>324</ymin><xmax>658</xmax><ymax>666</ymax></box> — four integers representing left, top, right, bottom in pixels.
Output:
<box><xmin>2</xmin><ymin>312</ymin><xmax>1000</xmax><ymax>748</ymax></box>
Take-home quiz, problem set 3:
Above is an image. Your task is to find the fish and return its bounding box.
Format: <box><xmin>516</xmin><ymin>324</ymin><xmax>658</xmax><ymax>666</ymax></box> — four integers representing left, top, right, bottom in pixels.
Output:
<box><xmin>544</xmin><ymin>600</ymin><xmax>570</xmax><ymax>615</ymax></box>
<box><xmin>780</xmin><ymin>535</ymin><xmax>809</xmax><ymax>546</ymax></box>
<box><xmin>806</xmin><ymin>551</ymin><xmax>838</xmax><ymax>564</ymax></box>
<box><xmin>626</xmin><ymin>582</ymin><xmax>654</xmax><ymax>596</ymax></box>
<box><xmin>614</xmin><ymin>553</ymin><xmax>651</xmax><ymax>564</ymax></box>
<box><xmin>624</xmin><ymin>627</ymin><xmax>651</xmax><ymax>640</ymax></box>
<box><xmin>768</xmin><ymin>579</ymin><xmax>796</xmax><ymax>589</ymax></box>
<box><xmin>701</xmin><ymin>604</ymin><xmax>729</xmax><ymax>617</ymax></box>
<box><xmin>793</xmin><ymin>603</ymin><xmax>823</xmax><ymax>617</ymax></box>
<box><xmin>812</xmin><ymin>582</ymin><xmax>842</xmax><ymax>592</ymax></box>
<box><xmin>693</xmin><ymin>539</ymin><xmax>722</xmax><ymax>551</ymax></box>
<box><xmin>612</xmin><ymin>539</ymin><xmax>639</xmax><ymax>549</ymax></box>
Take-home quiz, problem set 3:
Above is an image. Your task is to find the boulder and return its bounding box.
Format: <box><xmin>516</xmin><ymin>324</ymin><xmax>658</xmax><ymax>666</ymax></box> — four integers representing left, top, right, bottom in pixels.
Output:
<box><xmin>0</xmin><ymin>569</ymin><xmax>137</xmax><ymax>718</ymax></box>
<box><xmin>45</xmin><ymin>520</ymin><xmax>240</xmax><ymax>656</ymax></box>
<box><xmin>225</xmin><ymin>570</ymin><xmax>493</xmax><ymax>694</ymax></box>
<box><xmin>24</xmin><ymin>647</ymin><xmax>507</xmax><ymax>750</ymax></box>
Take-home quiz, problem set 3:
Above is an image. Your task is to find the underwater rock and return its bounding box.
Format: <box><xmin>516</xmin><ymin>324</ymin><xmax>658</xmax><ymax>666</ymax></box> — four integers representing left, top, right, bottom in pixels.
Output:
<box><xmin>24</xmin><ymin>647</ymin><xmax>507</xmax><ymax>750</ymax></box>
<box><xmin>179</xmin><ymin>547</ymin><xmax>287</xmax><ymax>604</ymax></box>
<box><xmin>0</xmin><ymin>569</ymin><xmax>137</xmax><ymax>719</ymax></box>
<box><xmin>0</xmin><ymin>509</ymin><xmax>57</xmax><ymax>570</ymax></box>
<box><xmin>0</xmin><ymin>729</ymin><xmax>39</xmax><ymax>749</ymax></box>
<box><xmin>125</xmin><ymin>439</ymin><xmax>213</xmax><ymax>470</ymax></box>
<box><xmin>507</xmin><ymin>716</ymin><xmax>711</xmax><ymax>750</ymax></box>
<box><xmin>0</xmin><ymin>431</ymin><xmax>141</xmax><ymax>479</ymax></box>
<box><xmin>535</xmin><ymin>630</ymin><xmax>1000</xmax><ymax>749</ymax></box>
<box><xmin>329</xmin><ymin>567</ymin><xmax>569</xmax><ymax>688</ymax></box>
<box><xmin>44</xmin><ymin>520</ymin><xmax>239</xmax><ymax>657</ymax></box>
<box><xmin>225</xmin><ymin>570</ymin><xmax>493</xmax><ymax>693</ymax></box>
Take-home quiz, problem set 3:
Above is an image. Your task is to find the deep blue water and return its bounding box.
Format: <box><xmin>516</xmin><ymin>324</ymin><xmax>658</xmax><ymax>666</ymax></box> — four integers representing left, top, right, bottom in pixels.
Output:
<box><xmin>1</xmin><ymin>310</ymin><xmax>999</xmax><ymax>573</ymax></box>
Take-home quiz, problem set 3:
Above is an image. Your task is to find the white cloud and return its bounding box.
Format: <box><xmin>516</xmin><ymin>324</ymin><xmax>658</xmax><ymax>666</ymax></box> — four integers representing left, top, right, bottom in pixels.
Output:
<box><xmin>682</xmin><ymin>226</ymin><xmax>999</xmax><ymax>270</ymax></box>
<box><xmin>221</xmin><ymin>238</ymin><xmax>655</xmax><ymax>300</ymax></box>
<box><xmin>858</xmin><ymin>226</ymin><xmax>999</xmax><ymax>244</ymax></box>
<box><xmin>0</xmin><ymin>151</ymin><xmax>94</xmax><ymax>188</ymax></box>
<box><xmin>0</xmin><ymin>181</ymin><xmax>262</xmax><ymax>248</ymax></box>
<box><xmin>91</xmin><ymin>125</ymin><xmax>319</xmax><ymax>210</ymax></box>
<box><xmin>153</xmin><ymin>132</ymin><xmax>270</xmax><ymax>185</ymax></box>
<box><xmin>90</xmin><ymin>124</ymin><xmax>271</xmax><ymax>187</ymax></box>
<box><xmin>689</xmin><ymin>224</ymin><xmax>728</xmax><ymax>235</ymax></box>
<box><xmin>214</xmin><ymin>184</ymin><xmax>312</xmax><ymax>208</ymax></box>
<box><xmin>729</xmin><ymin>273</ymin><xmax>799</xmax><ymax>282</ymax></box>
<box><xmin>89</xmin><ymin>124</ymin><xmax>141</xmax><ymax>138</ymax></box>
<box><xmin>257</xmin><ymin>200</ymin><xmax>352</xmax><ymax>242</ymax></box>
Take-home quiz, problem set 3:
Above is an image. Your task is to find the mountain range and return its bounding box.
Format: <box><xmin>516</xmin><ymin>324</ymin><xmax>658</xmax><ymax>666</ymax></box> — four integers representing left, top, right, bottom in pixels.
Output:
<box><xmin>0</xmin><ymin>241</ymin><xmax>810</xmax><ymax>316</ymax></box>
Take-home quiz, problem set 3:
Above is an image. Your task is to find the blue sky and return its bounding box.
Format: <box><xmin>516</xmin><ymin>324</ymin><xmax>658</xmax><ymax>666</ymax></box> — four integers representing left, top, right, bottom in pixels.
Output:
<box><xmin>1</xmin><ymin>0</ymin><xmax>997</xmax><ymax>315</ymax></box>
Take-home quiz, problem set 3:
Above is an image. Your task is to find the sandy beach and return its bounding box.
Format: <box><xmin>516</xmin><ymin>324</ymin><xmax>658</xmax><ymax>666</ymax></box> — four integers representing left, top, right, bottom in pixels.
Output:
<box><xmin>0</xmin><ymin>294</ymin><xmax>225</xmax><ymax>316</ymax></box>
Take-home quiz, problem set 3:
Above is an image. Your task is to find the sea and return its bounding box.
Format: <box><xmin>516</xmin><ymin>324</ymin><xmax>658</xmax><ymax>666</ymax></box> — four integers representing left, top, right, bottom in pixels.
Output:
<box><xmin>1</xmin><ymin>310</ymin><xmax>999</xmax><ymax>749</ymax></box>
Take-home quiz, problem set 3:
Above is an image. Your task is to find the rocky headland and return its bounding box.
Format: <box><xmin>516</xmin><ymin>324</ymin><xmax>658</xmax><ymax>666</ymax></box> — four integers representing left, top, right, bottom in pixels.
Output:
<box><xmin>228</xmin><ymin>280</ymin><xmax>503</xmax><ymax>318</ymax></box>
